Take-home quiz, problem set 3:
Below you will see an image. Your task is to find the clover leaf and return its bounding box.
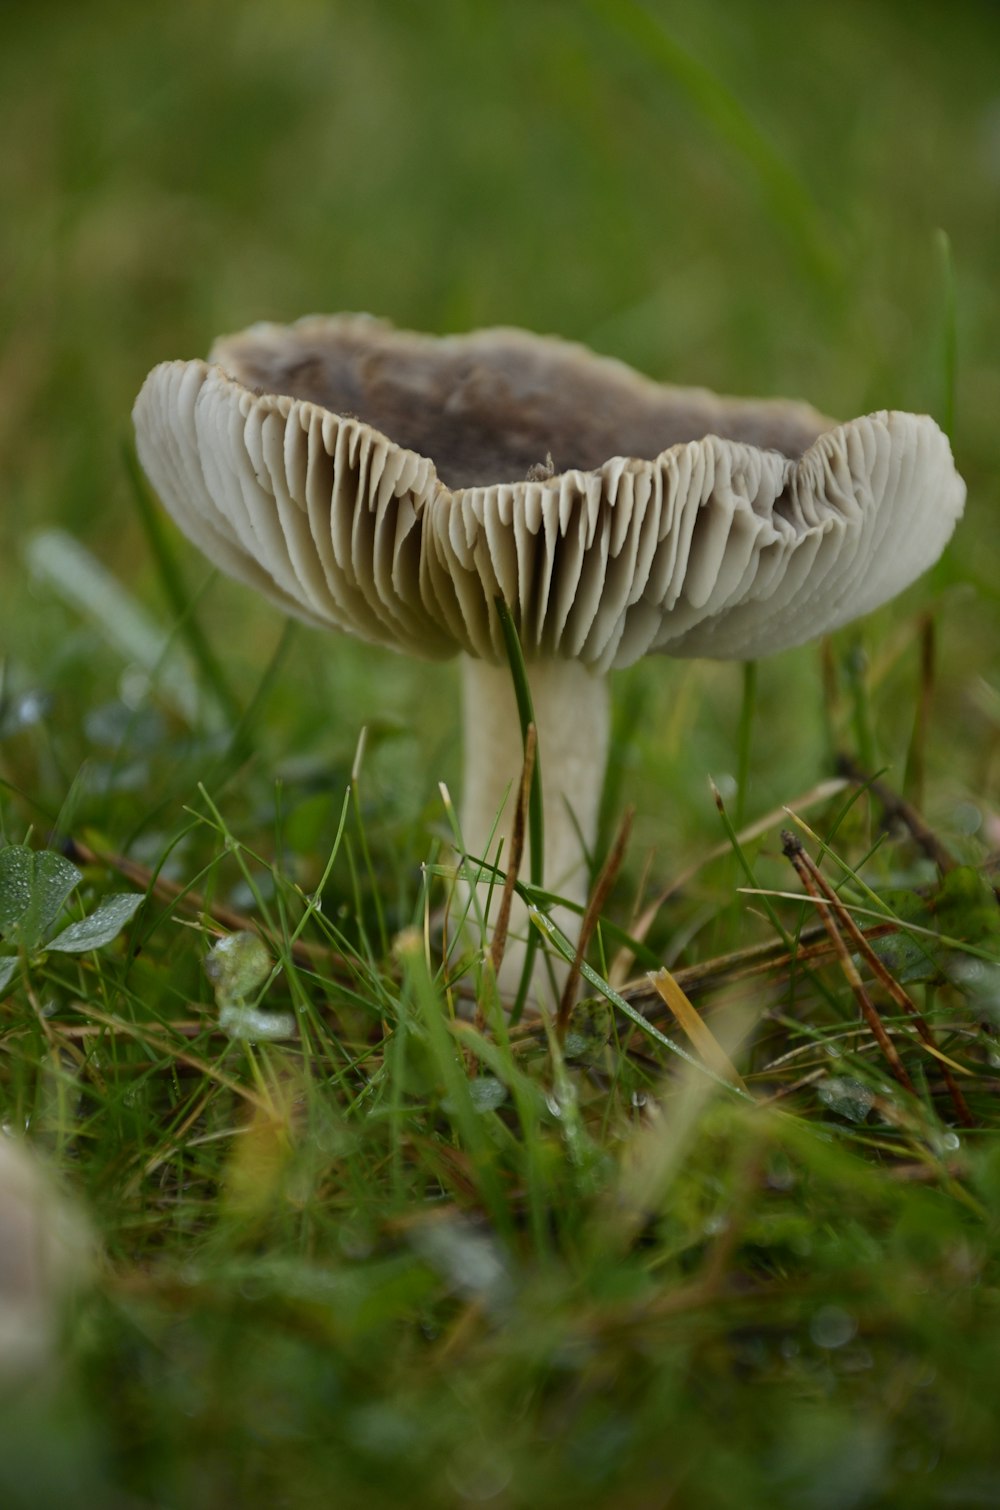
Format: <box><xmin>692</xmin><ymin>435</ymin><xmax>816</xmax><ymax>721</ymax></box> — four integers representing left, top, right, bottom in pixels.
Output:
<box><xmin>0</xmin><ymin>843</ymin><xmax>143</xmax><ymax>991</ymax></box>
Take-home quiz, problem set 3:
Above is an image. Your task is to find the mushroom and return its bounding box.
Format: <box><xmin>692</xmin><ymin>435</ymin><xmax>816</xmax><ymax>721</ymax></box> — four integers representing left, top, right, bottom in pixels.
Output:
<box><xmin>133</xmin><ymin>315</ymin><xmax>965</xmax><ymax>999</ymax></box>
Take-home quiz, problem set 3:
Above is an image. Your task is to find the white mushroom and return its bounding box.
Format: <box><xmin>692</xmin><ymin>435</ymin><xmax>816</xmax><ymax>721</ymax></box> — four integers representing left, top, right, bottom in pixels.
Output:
<box><xmin>133</xmin><ymin>315</ymin><xmax>965</xmax><ymax>1001</ymax></box>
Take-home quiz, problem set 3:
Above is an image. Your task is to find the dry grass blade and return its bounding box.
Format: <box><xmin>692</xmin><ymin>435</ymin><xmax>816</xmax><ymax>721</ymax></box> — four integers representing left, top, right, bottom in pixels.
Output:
<box><xmin>68</xmin><ymin>1002</ymin><xmax>277</xmax><ymax>1113</ymax></box>
<box><xmin>781</xmin><ymin>828</ymin><xmax>975</xmax><ymax>1127</ymax></box>
<box><xmin>780</xmin><ymin>831</ymin><xmax>917</xmax><ymax>1096</ymax></box>
<box><xmin>609</xmin><ymin>777</ymin><xmax>848</xmax><ymax>984</ymax></box>
<box><xmin>646</xmin><ymin>967</ymin><xmax>750</xmax><ymax>1092</ymax></box>
<box><xmin>617</xmin><ymin>917</ymin><xmax>899</xmax><ymax>1014</ymax></box>
<box><xmin>557</xmin><ymin>805</ymin><xmax>634</xmax><ymax>1034</ymax></box>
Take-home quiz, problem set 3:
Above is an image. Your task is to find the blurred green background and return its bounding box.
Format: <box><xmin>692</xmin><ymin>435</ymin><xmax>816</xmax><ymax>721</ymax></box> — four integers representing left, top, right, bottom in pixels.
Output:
<box><xmin>3</xmin><ymin>7</ymin><xmax>1000</xmax><ymax>1506</ymax></box>
<box><xmin>1</xmin><ymin>0</ymin><xmax>998</xmax><ymax>877</ymax></box>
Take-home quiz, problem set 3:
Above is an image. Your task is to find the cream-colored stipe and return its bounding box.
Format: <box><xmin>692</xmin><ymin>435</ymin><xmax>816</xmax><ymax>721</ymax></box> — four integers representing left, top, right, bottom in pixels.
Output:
<box><xmin>457</xmin><ymin>656</ymin><xmax>610</xmax><ymax>1003</ymax></box>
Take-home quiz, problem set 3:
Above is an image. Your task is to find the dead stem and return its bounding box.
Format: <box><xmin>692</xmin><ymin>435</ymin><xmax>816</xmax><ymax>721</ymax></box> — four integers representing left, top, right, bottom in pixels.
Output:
<box><xmin>780</xmin><ymin>831</ymin><xmax>917</xmax><ymax>1096</ymax></box>
<box><xmin>609</xmin><ymin>776</ymin><xmax>848</xmax><ymax>983</ymax></box>
<box><xmin>836</xmin><ymin>753</ymin><xmax>956</xmax><ymax>875</ymax></box>
<box><xmin>616</xmin><ymin>918</ymin><xmax>898</xmax><ymax>1015</ymax></box>
<box><xmin>557</xmin><ymin>805</ymin><xmax>634</xmax><ymax>1035</ymax></box>
<box><xmin>781</xmin><ymin>830</ymin><xmax>975</xmax><ymax>1128</ymax></box>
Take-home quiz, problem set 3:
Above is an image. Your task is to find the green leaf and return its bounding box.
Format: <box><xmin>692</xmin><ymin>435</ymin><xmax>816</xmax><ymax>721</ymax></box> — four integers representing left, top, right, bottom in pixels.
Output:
<box><xmin>28</xmin><ymin>851</ymin><xmax>85</xmax><ymax>945</ymax></box>
<box><xmin>0</xmin><ymin>845</ymin><xmax>81</xmax><ymax>951</ymax></box>
<box><xmin>0</xmin><ymin>955</ymin><xmax>19</xmax><ymax>994</ymax></box>
<box><xmin>204</xmin><ymin>930</ymin><xmax>272</xmax><ymax>1005</ymax></box>
<box><xmin>872</xmin><ymin>870</ymin><xmax>1000</xmax><ymax>989</ymax></box>
<box><xmin>0</xmin><ymin>846</ymin><xmax>34</xmax><ymax>937</ymax></box>
<box><xmin>47</xmin><ymin>892</ymin><xmax>144</xmax><ymax>953</ymax></box>
<box><xmin>935</xmin><ymin>867</ymin><xmax>1000</xmax><ymax>945</ymax></box>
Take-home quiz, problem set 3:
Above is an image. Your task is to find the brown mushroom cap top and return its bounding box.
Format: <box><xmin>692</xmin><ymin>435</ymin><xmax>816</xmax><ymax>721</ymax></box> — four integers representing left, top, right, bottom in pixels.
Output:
<box><xmin>133</xmin><ymin>314</ymin><xmax>965</xmax><ymax>672</ymax></box>
<box><xmin>213</xmin><ymin>315</ymin><xmax>830</xmax><ymax>489</ymax></box>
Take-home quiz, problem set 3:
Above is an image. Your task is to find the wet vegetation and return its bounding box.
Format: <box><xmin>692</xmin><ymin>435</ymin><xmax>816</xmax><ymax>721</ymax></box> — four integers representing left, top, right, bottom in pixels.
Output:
<box><xmin>2</xmin><ymin>2</ymin><xmax>1000</xmax><ymax>1505</ymax></box>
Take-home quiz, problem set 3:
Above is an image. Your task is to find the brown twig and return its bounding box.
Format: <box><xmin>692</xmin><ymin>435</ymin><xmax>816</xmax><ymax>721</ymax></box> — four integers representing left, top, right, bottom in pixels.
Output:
<box><xmin>616</xmin><ymin>918</ymin><xmax>899</xmax><ymax>1015</ymax></box>
<box><xmin>63</xmin><ymin>836</ymin><xmax>349</xmax><ymax>976</ymax></box>
<box><xmin>608</xmin><ymin>776</ymin><xmax>848</xmax><ymax>983</ymax></box>
<box><xmin>557</xmin><ymin>806</ymin><xmax>634</xmax><ymax>1036</ymax></box>
<box><xmin>781</xmin><ymin>830</ymin><xmax>974</xmax><ymax>1127</ymax></box>
<box><xmin>780</xmin><ymin>831</ymin><xmax>917</xmax><ymax>1095</ymax></box>
<box><xmin>836</xmin><ymin>754</ymin><xmax>956</xmax><ymax>876</ymax></box>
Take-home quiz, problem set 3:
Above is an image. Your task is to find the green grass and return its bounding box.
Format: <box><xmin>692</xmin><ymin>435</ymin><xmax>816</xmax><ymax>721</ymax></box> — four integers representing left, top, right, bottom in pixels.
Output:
<box><xmin>2</xmin><ymin>2</ymin><xmax>1000</xmax><ymax>1506</ymax></box>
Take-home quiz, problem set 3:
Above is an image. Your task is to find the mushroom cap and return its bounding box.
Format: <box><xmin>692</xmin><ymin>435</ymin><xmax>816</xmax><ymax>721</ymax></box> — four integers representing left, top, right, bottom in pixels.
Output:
<box><xmin>133</xmin><ymin>314</ymin><xmax>965</xmax><ymax>673</ymax></box>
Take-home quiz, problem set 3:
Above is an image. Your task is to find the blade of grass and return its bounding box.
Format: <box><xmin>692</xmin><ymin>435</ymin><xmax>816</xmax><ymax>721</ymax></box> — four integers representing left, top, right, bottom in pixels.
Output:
<box><xmin>903</xmin><ymin>614</ymin><xmax>936</xmax><ymax>811</ymax></box>
<box><xmin>736</xmin><ymin>883</ymin><xmax>1000</xmax><ymax>965</ymax></box>
<box><xmin>710</xmin><ymin>778</ymin><xmax>794</xmax><ymax>951</ymax></box>
<box><xmin>529</xmin><ymin>906</ymin><xmax>755</xmax><ymax>1104</ymax></box>
<box><xmin>647</xmin><ymin>968</ymin><xmax>749</xmax><ymax>1093</ymax></box>
<box><xmin>781</xmin><ymin>829</ymin><xmax>974</xmax><ymax>1126</ymax></box>
<box><xmin>583</xmin><ymin>0</ymin><xmax>842</xmax><ymax>292</ymax></box>
<box><xmin>835</xmin><ymin>754</ymin><xmax>956</xmax><ymax>876</ymax></box>
<box><xmin>557</xmin><ymin>805</ymin><xmax>634</xmax><ymax>1034</ymax></box>
<box><xmin>25</xmin><ymin>528</ymin><xmax>201</xmax><ymax>726</ymax></box>
<box><xmin>936</xmin><ymin>227</ymin><xmax>957</xmax><ymax>441</ymax></box>
<box><xmin>208</xmin><ymin>620</ymin><xmax>299</xmax><ymax>786</ymax></box>
<box><xmin>734</xmin><ymin>660</ymin><xmax>757</xmax><ymax>832</ymax></box>
<box><xmin>397</xmin><ymin>932</ymin><xmax>514</xmax><ymax>1238</ymax></box>
<box><xmin>494</xmin><ymin>597</ymin><xmax>543</xmax><ymax>891</ymax></box>
<box><xmin>608</xmin><ymin>775</ymin><xmax>848</xmax><ymax>984</ymax></box>
<box><xmin>487</xmin><ymin>723</ymin><xmax>535</xmax><ymax>993</ymax></box>
<box><xmin>844</xmin><ymin>640</ymin><xmax>877</xmax><ymax>775</ymax></box>
<box><xmin>350</xmin><ymin>727</ymin><xmax>389</xmax><ymax>959</ymax></box>
<box><xmin>123</xmin><ymin>441</ymin><xmax>242</xmax><ymax>728</ymax></box>
<box><xmin>495</xmin><ymin>597</ymin><xmax>544</xmax><ymax>1024</ymax></box>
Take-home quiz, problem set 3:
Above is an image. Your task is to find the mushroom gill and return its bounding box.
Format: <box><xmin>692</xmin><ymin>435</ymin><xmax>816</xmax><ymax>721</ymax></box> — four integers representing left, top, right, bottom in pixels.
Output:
<box><xmin>134</xmin><ymin>315</ymin><xmax>966</xmax><ymax>1003</ymax></box>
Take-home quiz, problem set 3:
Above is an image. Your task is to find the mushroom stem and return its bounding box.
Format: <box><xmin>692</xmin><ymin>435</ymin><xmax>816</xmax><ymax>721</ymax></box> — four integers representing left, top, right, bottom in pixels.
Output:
<box><xmin>459</xmin><ymin>654</ymin><xmax>610</xmax><ymax>1002</ymax></box>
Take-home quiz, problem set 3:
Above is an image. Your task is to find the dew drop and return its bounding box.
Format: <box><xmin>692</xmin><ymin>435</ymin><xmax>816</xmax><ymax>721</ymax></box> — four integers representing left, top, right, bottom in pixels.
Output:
<box><xmin>809</xmin><ymin>1305</ymin><xmax>857</xmax><ymax>1349</ymax></box>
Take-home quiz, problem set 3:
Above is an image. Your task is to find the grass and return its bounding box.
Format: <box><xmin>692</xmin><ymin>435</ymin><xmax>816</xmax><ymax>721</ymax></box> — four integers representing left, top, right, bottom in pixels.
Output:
<box><xmin>2</xmin><ymin>1</ymin><xmax>1000</xmax><ymax>1505</ymax></box>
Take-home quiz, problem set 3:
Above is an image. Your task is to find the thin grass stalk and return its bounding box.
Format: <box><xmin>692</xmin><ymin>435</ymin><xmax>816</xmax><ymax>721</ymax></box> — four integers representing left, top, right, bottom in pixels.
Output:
<box><xmin>832</xmin><ymin>757</ymin><xmax>956</xmax><ymax>875</ymax></box>
<box><xmin>486</xmin><ymin>723</ymin><xmax>536</xmax><ymax>996</ymax></box>
<box><xmin>530</xmin><ymin>907</ymin><xmax>756</xmax><ymax>1104</ymax></box>
<box><xmin>781</xmin><ymin>830</ymin><xmax>974</xmax><ymax>1127</ymax></box>
<box><xmin>844</xmin><ymin>641</ymin><xmax>877</xmax><ymax>776</ymax></box>
<box><xmin>734</xmin><ymin>660</ymin><xmax>757</xmax><ymax>832</ymax></box>
<box><xmin>583</xmin><ymin>0</ymin><xmax>841</xmax><ymax>291</ymax></box>
<box><xmin>123</xmin><ymin>442</ymin><xmax>242</xmax><ymax>727</ymax></box>
<box><xmin>936</xmin><ymin>226</ymin><xmax>957</xmax><ymax>441</ymax></box>
<box><xmin>495</xmin><ymin>597</ymin><xmax>545</xmax><ymax>1025</ymax></box>
<box><xmin>781</xmin><ymin>831</ymin><xmax>917</xmax><ymax>1095</ymax></box>
<box><xmin>906</xmin><ymin>613</ymin><xmax>936</xmax><ymax>812</ymax></box>
<box><xmin>557</xmin><ymin>805</ymin><xmax>633</xmax><ymax>1035</ymax></box>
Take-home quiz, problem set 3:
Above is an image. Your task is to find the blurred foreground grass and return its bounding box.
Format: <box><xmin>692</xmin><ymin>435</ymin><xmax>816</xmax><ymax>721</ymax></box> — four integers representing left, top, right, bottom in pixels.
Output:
<box><xmin>2</xmin><ymin>1</ymin><xmax>1000</xmax><ymax>1505</ymax></box>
